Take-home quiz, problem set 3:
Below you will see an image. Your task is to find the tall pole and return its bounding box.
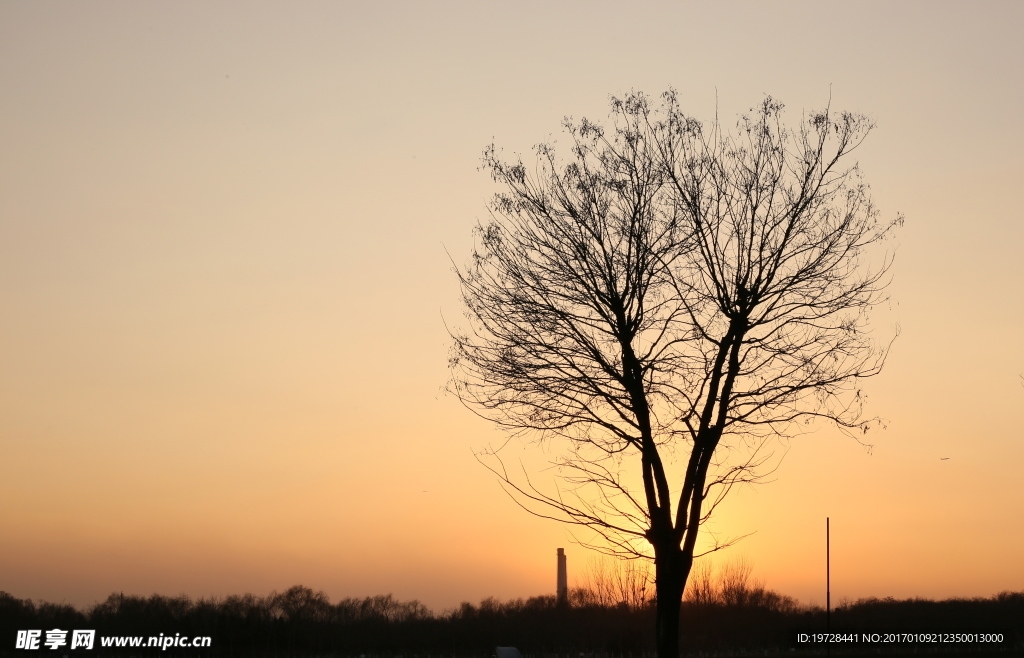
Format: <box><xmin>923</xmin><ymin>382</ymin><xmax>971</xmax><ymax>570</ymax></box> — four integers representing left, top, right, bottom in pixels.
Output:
<box><xmin>827</xmin><ymin>517</ymin><xmax>831</xmax><ymax>658</ymax></box>
<box><xmin>826</xmin><ymin>517</ymin><xmax>831</xmax><ymax>628</ymax></box>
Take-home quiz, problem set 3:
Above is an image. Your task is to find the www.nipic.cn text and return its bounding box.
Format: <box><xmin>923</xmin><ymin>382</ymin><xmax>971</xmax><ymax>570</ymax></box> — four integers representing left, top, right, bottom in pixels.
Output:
<box><xmin>15</xmin><ymin>629</ymin><xmax>212</xmax><ymax>651</ymax></box>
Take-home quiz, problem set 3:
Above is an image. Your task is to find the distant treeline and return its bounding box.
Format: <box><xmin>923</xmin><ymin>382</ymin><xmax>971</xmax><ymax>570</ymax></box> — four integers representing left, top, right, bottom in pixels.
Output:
<box><xmin>2</xmin><ymin>584</ymin><xmax>1022</xmax><ymax>657</ymax></box>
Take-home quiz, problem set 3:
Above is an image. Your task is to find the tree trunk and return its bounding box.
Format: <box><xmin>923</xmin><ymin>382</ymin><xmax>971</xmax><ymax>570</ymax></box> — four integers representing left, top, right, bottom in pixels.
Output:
<box><xmin>654</xmin><ymin>545</ymin><xmax>689</xmax><ymax>658</ymax></box>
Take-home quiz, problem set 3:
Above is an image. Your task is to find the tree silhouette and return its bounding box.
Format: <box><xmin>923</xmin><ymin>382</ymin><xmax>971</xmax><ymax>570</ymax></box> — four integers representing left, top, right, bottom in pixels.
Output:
<box><xmin>449</xmin><ymin>90</ymin><xmax>899</xmax><ymax>658</ymax></box>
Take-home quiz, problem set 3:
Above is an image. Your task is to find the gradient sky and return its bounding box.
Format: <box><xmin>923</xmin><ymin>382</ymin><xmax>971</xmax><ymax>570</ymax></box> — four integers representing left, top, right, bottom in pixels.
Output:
<box><xmin>2</xmin><ymin>1</ymin><xmax>1022</xmax><ymax>612</ymax></box>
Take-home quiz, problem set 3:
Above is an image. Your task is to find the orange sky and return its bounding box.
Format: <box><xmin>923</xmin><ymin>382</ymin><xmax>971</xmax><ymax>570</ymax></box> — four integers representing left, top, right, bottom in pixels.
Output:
<box><xmin>1</xmin><ymin>1</ymin><xmax>1022</xmax><ymax>612</ymax></box>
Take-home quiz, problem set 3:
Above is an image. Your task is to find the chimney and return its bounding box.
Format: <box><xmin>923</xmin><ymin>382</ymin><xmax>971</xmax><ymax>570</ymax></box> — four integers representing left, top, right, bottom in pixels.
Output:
<box><xmin>556</xmin><ymin>548</ymin><xmax>567</xmax><ymax>605</ymax></box>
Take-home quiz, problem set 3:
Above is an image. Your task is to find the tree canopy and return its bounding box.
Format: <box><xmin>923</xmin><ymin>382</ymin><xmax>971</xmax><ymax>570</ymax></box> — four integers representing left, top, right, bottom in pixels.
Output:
<box><xmin>450</xmin><ymin>90</ymin><xmax>900</xmax><ymax>658</ymax></box>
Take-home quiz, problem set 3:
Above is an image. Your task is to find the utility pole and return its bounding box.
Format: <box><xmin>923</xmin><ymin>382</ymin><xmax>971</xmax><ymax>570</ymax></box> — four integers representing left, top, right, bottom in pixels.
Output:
<box><xmin>827</xmin><ymin>517</ymin><xmax>831</xmax><ymax>629</ymax></box>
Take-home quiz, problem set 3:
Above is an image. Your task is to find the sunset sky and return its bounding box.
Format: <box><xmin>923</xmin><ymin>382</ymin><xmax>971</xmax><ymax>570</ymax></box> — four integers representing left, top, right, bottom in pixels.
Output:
<box><xmin>2</xmin><ymin>1</ymin><xmax>1022</xmax><ymax>612</ymax></box>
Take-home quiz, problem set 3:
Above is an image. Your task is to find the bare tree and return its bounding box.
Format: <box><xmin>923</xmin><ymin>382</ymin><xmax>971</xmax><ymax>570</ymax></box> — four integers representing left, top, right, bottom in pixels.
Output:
<box><xmin>573</xmin><ymin>556</ymin><xmax>652</xmax><ymax>610</ymax></box>
<box><xmin>449</xmin><ymin>91</ymin><xmax>899</xmax><ymax>658</ymax></box>
<box><xmin>683</xmin><ymin>558</ymin><xmax>716</xmax><ymax>606</ymax></box>
<box><xmin>683</xmin><ymin>556</ymin><xmax>801</xmax><ymax>613</ymax></box>
<box><xmin>717</xmin><ymin>558</ymin><xmax>757</xmax><ymax>607</ymax></box>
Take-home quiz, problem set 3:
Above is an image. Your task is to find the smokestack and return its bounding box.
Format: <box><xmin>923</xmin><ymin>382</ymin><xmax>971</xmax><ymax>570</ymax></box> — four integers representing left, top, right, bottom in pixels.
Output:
<box><xmin>556</xmin><ymin>548</ymin><xmax>567</xmax><ymax>605</ymax></box>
